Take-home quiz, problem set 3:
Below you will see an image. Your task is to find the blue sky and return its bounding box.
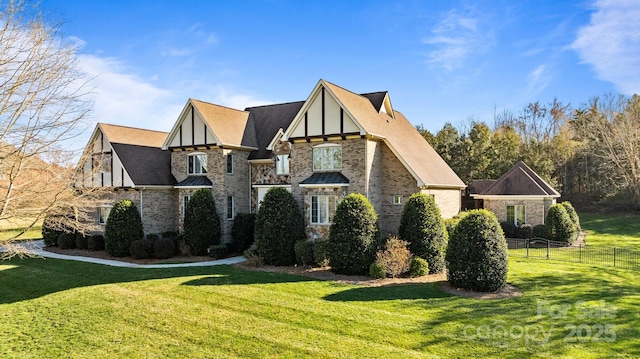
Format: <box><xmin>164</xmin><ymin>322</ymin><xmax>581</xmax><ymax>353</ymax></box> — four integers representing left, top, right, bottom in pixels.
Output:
<box><xmin>40</xmin><ymin>0</ymin><xmax>640</xmax><ymax>145</ymax></box>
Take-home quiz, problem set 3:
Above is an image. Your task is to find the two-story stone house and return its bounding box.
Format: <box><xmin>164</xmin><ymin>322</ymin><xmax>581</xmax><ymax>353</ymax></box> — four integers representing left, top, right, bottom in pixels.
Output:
<box><xmin>77</xmin><ymin>79</ymin><xmax>466</xmax><ymax>241</ymax></box>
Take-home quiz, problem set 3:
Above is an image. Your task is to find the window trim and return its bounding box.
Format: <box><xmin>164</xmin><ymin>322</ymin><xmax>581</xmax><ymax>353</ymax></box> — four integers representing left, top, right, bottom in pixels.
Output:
<box><xmin>187</xmin><ymin>152</ymin><xmax>207</xmax><ymax>175</ymax></box>
<box><xmin>393</xmin><ymin>195</ymin><xmax>403</xmax><ymax>205</ymax></box>
<box><xmin>312</xmin><ymin>144</ymin><xmax>342</xmax><ymax>172</ymax></box>
<box><xmin>181</xmin><ymin>195</ymin><xmax>191</xmax><ymax>218</ymax></box>
<box><xmin>98</xmin><ymin>206</ymin><xmax>112</xmax><ymax>225</ymax></box>
<box><xmin>275</xmin><ymin>154</ymin><xmax>290</xmax><ymax>175</ymax></box>
<box><xmin>227</xmin><ymin>196</ymin><xmax>235</xmax><ymax>220</ymax></box>
<box><xmin>226</xmin><ymin>153</ymin><xmax>234</xmax><ymax>174</ymax></box>
<box><xmin>310</xmin><ymin>194</ymin><xmax>337</xmax><ymax>225</ymax></box>
<box><xmin>506</xmin><ymin>204</ymin><xmax>526</xmax><ymax>226</ymax></box>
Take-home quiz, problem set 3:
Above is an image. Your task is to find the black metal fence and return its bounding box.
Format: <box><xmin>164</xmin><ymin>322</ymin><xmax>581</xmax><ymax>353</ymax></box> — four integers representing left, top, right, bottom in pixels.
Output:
<box><xmin>507</xmin><ymin>238</ymin><xmax>640</xmax><ymax>271</ymax></box>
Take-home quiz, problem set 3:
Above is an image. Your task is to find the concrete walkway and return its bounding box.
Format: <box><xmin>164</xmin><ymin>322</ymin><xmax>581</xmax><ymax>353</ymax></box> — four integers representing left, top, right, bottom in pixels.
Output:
<box><xmin>1</xmin><ymin>240</ymin><xmax>246</xmax><ymax>269</ymax></box>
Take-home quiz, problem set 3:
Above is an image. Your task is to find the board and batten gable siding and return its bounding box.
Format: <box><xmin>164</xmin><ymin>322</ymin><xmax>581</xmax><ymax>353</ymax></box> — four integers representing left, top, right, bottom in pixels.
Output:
<box><xmin>168</xmin><ymin>105</ymin><xmax>217</xmax><ymax>148</ymax></box>
<box><xmin>82</xmin><ymin>131</ymin><xmax>133</xmax><ymax>188</ymax></box>
<box><xmin>289</xmin><ymin>87</ymin><xmax>360</xmax><ymax>138</ymax></box>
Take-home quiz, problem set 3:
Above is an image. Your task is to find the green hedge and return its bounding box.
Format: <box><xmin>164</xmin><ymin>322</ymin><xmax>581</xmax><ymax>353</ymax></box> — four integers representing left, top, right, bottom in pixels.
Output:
<box><xmin>104</xmin><ymin>199</ymin><xmax>144</xmax><ymax>257</ymax></box>
<box><xmin>445</xmin><ymin>209</ymin><xmax>508</xmax><ymax>292</ymax></box>
<box><xmin>328</xmin><ymin>193</ymin><xmax>379</xmax><ymax>275</ymax></box>
<box><xmin>254</xmin><ymin>187</ymin><xmax>306</xmax><ymax>266</ymax></box>
<box><xmin>398</xmin><ymin>193</ymin><xmax>448</xmax><ymax>273</ymax></box>
<box><xmin>546</xmin><ymin>204</ymin><xmax>578</xmax><ymax>244</ymax></box>
<box><xmin>183</xmin><ymin>189</ymin><xmax>221</xmax><ymax>255</ymax></box>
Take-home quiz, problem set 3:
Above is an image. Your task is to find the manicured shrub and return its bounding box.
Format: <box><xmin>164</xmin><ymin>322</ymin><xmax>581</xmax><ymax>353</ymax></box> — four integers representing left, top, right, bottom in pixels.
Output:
<box><xmin>130</xmin><ymin>238</ymin><xmax>155</xmax><ymax>259</ymax></box>
<box><xmin>57</xmin><ymin>232</ymin><xmax>76</xmax><ymax>249</ymax></box>
<box><xmin>104</xmin><ymin>199</ymin><xmax>144</xmax><ymax>257</ymax></box>
<box><xmin>41</xmin><ymin>213</ymin><xmax>68</xmax><ymax>247</ymax></box>
<box><xmin>500</xmin><ymin>221</ymin><xmax>518</xmax><ymax>238</ymax></box>
<box><xmin>153</xmin><ymin>238</ymin><xmax>175</xmax><ymax>259</ymax></box>
<box><xmin>409</xmin><ymin>257</ymin><xmax>430</xmax><ymax>277</ymax></box>
<box><xmin>207</xmin><ymin>244</ymin><xmax>228</xmax><ymax>259</ymax></box>
<box><xmin>398</xmin><ymin>193</ymin><xmax>448</xmax><ymax>273</ymax></box>
<box><xmin>254</xmin><ymin>187</ymin><xmax>306</xmax><ymax>266</ymax></box>
<box><xmin>75</xmin><ymin>233</ymin><xmax>88</xmax><ymax>249</ymax></box>
<box><xmin>313</xmin><ymin>239</ymin><xmax>330</xmax><ymax>267</ymax></box>
<box><xmin>369</xmin><ymin>262</ymin><xmax>387</xmax><ymax>279</ymax></box>
<box><xmin>183</xmin><ymin>189</ymin><xmax>221</xmax><ymax>255</ymax></box>
<box><xmin>446</xmin><ymin>209</ymin><xmax>508</xmax><ymax>292</ymax></box>
<box><xmin>88</xmin><ymin>234</ymin><xmax>105</xmax><ymax>251</ymax></box>
<box><xmin>561</xmin><ymin>201</ymin><xmax>580</xmax><ymax>231</ymax></box>
<box><xmin>374</xmin><ymin>237</ymin><xmax>411</xmax><ymax>278</ymax></box>
<box><xmin>443</xmin><ymin>211</ymin><xmax>469</xmax><ymax>238</ymax></box>
<box><xmin>162</xmin><ymin>231</ymin><xmax>178</xmax><ymax>239</ymax></box>
<box><xmin>231</xmin><ymin>213</ymin><xmax>256</xmax><ymax>253</ymax></box>
<box><xmin>294</xmin><ymin>240</ymin><xmax>315</xmax><ymax>266</ymax></box>
<box><xmin>328</xmin><ymin>193</ymin><xmax>379</xmax><ymax>275</ymax></box>
<box><xmin>517</xmin><ymin>224</ymin><xmax>533</xmax><ymax>239</ymax></box>
<box><xmin>546</xmin><ymin>204</ymin><xmax>578</xmax><ymax>244</ymax></box>
<box><xmin>146</xmin><ymin>233</ymin><xmax>159</xmax><ymax>241</ymax></box>
<box><xmin>533</xmin><ymin>224</ymin><xmax>549</xmax><ymax>239</ymax></box>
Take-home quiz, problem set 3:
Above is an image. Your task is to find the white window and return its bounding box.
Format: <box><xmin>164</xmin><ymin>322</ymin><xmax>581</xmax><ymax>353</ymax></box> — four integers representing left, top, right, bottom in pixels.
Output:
<box><xmin>312</xmin><ymin>145</ymin><xmax>342</xmax><ymax>172</ymax></box>
<box><xmin>506</xmin><ymin>205</ymin><xmax>526</xmax><ymax>226</ymax></box>
<box><xmin>188</xmin><ymin>153</ymin><xmax>207</xmax><ymax>175</ymax></box>
<box><xmin>226</xmin><ymin>154</ymin><xmax>233</xmax><ymax>174</ymax></box>
<box><xmin>93</xmin><ymin>153</ymin><xmax>112</xmax><ymax>173</ymax></box>
<box><xmin>227</xmin><ymin>196</ymin><xmax>235</xmax><ymax>219</ymax></box>
<box><xmin>98</xmin><ymin>206</ymin><xmax>112</xmax><ymax>225</ymax></box>
<box><xmin>311</xmin><ymin>195</ymin><xmax>337</xmax><ymax>224</ymax></box>
<box><xmin>275</xmin><ymin>154</ymin><xmax>290</xmax><ymax>175</ymax></box>
<box><xmin>393</xmin><ymin>195</ymin><xmax>403</xmax><ymax>205</ymax></box>
<box><xmin>181</xmin><ymin>195</ymin><xmax>191</xmax><ymax>218</ymax></box>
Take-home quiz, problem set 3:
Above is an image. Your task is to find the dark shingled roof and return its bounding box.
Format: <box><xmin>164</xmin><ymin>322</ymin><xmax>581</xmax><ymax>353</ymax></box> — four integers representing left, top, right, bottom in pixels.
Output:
<box><xmin>360</xmin><ymin>92</ymin><xmax>387</xmax><ymax>112</ymax></box>
<box><xmin>300</xmin><ymin>172</ymin><xmax>350</xmax><ymax>186</ymax></box>
<box><xmin>469</xmin><ymin>179</ymin><xmax>497</xmax><ymax>195</ymax></box>
<box><xmin>175</xmin><ymin>176</ymin><xmax>213</xmax><ymax>187</ymax></box>
<box><xmin>245</xmin><ymin>101</ymin><xmax>305</xmax><ymax>160</ymax></box>
<box><xmin>479</xmin><ymin>161</ymin><xmax>560</xmax><ymax>197</ymax></box>
<box><xmin>111</xmin><ymin>143</ymin><xmax>176</xmax><ymax>186</ymax></box>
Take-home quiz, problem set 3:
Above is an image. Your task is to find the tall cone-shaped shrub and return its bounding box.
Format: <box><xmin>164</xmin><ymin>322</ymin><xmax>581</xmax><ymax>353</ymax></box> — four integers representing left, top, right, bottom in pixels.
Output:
<box><xmin>105</xmin><ymin>199</ymin><xmax>144</xmax><ymax>257</ymax></box>
<box><xmin>183</xmin><ymin>189</ymin><xmax>221</xmax><ymax>255</ymax></box>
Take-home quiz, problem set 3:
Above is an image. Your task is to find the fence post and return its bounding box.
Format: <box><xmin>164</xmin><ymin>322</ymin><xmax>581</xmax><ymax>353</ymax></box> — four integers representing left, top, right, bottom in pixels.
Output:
<box><xmin>614</xmin><ymin>247</ymin><xmax>616</xmax><ymax>268</ymax></box>
<box><xmin>579</xmin><ymin>244</ymin><xmax>582</xmax><ymax>263</ymax></box>
<box><xmin>546</xmin><ymin>240</ymin><xmax>550</xmax><ymax>259</ymax></box>
<box><xmin>526</xmin><ymin>240</ymin><xmax>529</xmax><ymax>258</ymax></box>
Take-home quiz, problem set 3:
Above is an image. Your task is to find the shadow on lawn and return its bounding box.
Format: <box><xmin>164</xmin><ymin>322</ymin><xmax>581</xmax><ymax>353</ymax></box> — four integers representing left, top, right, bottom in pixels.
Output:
<box><xmin>0</xmin><ymin>257</ymin><xmax>313</xmax><ymax>304</ymax></box>
<box><xmin>323</xmin><ymin>281</ymin><xmax>452</xmax><ymax>302</ymax></box>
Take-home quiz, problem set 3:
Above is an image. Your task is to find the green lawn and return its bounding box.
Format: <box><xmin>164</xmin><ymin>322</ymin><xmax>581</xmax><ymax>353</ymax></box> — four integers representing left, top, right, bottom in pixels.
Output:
<box><xmin>580</xmin><ymin>212</ymin><xmax>640</xmax><ymax>247</ymax></box>
<box><xmin>0</xmin><ymin>226</ymin><xmax>42</xmax><ymax>242</ymax></box>
<box><xmin>1</xmin><ymin>257</ymin><xmax>638</xmax><ymax>358</ymax></box>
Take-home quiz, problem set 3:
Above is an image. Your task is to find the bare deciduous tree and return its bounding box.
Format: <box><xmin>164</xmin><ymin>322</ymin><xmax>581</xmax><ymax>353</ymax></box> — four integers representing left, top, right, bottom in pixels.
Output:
<box><xmin>0</xmin><ymin>1</ymin><xmax>105</xmax><ymax>258</ymax></box>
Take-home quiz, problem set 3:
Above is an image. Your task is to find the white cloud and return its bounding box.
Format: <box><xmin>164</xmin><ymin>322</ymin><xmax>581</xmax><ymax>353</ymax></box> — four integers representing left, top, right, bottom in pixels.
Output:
<box><xmin>423</xmin><ymin>8</ymin><xmax>495</xmax><ymax>71</ymax></box>
<box><xmin>571</xmin><ymin>0</ymin><xmax>640</xmax><ymax>94</ymax></box>
<box><xmin>206</xmin><ymin>85</ymin><xmax>271</xmax><ymax>110</ymax></box>
<box><xmin>527</xmin><ymin>64</ymin><xmax>551</xmax><ymax>94</ymax></box>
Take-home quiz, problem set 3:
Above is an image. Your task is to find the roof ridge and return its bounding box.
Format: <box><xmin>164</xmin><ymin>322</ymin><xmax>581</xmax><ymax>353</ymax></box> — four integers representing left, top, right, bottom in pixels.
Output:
<box><xmin>190</xmin><ymin>98</ymin><xmax>248</xmax><ymax>113</ymax></box>
<box><xmin>99</xmin><ymin>123</ymin><xmax>168</xmax><ymax>135</ymax></box>
<box><xmin>245</xmin><ymin>100</ymin><xmax>305</xmax><ymax>110</ymax></box>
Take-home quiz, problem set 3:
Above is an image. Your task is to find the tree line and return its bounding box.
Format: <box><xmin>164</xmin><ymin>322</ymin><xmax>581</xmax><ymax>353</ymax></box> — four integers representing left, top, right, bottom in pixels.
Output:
<box><xmin>418</xmin><ymin>94</ymin><xmax>640</xmax><ymax>210</ymax></box>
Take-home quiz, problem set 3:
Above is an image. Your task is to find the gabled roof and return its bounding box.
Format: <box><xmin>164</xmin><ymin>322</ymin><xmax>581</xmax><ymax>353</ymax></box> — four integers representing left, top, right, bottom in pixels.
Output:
<box><xmin>111</xmin><ymin>143</ymin><xmax>175</xmax><ymax>186</ymax></box>
<box><xmin>100</xmin><ymin>123</ymin><xmax>168</xmax><ymax>147</ymax></box>
<box><xmin>245</xmin><ymin>101</ymin><xmax>305</xmax><ymax>160</ymax></box>
<box><xmin>162</xmin><ymin>99</ymin><xmax>256</xmax><ymax>150</ymax></box>
<box><xmin>313</xmin><ymin>80</ymin><xmax>465</xmax><ymax>188</ymax></box>
<box><xmin>469</xmin><ymin>179</ymin><xmax>497</xmax><ymax>195</ymax></box>
<box><xmin>474</xmin><ymin>161</ymin><xmax>560</xmax><ymax>197</ymax></box>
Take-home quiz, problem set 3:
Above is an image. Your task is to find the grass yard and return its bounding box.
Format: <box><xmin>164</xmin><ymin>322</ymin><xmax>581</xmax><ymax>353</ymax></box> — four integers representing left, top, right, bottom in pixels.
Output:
<box><xmin>0</xmin><ymin>226</ymin><xmax>42</xmax><ymax>242</ymax></box>
<box><xmin>1</xmin><ymin>256</ymin><xmax>638</xmax><ymax>358</ymax></box>
<box><xmin>580</xmin><ymin>212</ymin><xmax>640</xmax><ymax>247</ymax></box>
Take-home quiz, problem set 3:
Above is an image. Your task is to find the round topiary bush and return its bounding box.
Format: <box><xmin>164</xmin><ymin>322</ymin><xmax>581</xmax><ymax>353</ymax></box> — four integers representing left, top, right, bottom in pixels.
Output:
<box><xmin>207</xmin><ymin>244</ymin><xmax>228</xmax><ymax>259</ymax></box>
<box><xmin>328</xmin><ymin>193</ymin><xmax>379</xmax><ymax>275</ymax></box>
<box><xmin>445</xmin><ymin>209</ymin><xmax>508</xmax><ymax>292</ymax></box>
<box><xmin>183</xmin><ymin>189</ymin><xmax>221</xmax><ymax>255</ymax></box>
<box><xmin>130</xmin><ymin>238</ymin><xmax>155</xmax><ymax>259</ymax></box>
<box><xmin>104</xmin><ymin>199</ymin><xmax>144</xmax><ymax>257</ymax></box>
<box><xmin>254</xmin><ymin>187</ymin><xmax>306</xmax><ymax>266</ymax></box>
<box><xmin>294</xmin><ymin>240</ymin><xmax>315</xmax><ymax>266</ymax></box>
<box><xmin>398</xmin><ymin>193</ymin><xmax>448</xmax><ymax>273</ymax></box>
<box><xmin>75</xmin><ymin>233</ymin><xmax>88</xmax><ymax>249</ymax></box>
<box><xmin>546</xmin><ymin>204</ymin><xmax>578</xmax><ymax>244</ymax></box>
<box><xmin>153</xmin><ymin>238</ymin><xmax>176</xmax><ymax>259</ymax></box>
<box><xmin>369</xmin><ymin>262</ymin><xmax>387</xmax><ymax>279</ymax></box>
<box><xmin>561</xmin><ymin>201</ymin><xmax>580</xmax><ymax>231</ymax></box>
<box><xmin>87</xmin><ymin>234</ymin><xmax>105</xmax><ymax>251</ymax></box>
<box><xmin>409</xmin><ymin>257</ymin><xmax>429</xmax><ymax>277</ymax></box>
<box><xmin>57</xmin><ymin>232</ymin><xmax>76</xmax><ymax>249</ymax></box>
<box><xmin>517</xmin><ymin>224</ymin><xmax>533</xmax><ymax>239</ymax></box>
<box><xmin>231</xmin><ymin>213</ymin><xmax>256</xmax><ymax>253</ymax></box>
<box><xmin>41</xmin><ymin>212</ymin><xmax>73</xmax><ymax>247</ymax></box>
<box><xmin>499</xmin><ymin>221</ymin><xmax>518</xmax><ymax>238</ymax></box>
<box><xmin>533</xmin><ymin>224</ymin><xmax>549</xmax><ymax>239</ymax></box>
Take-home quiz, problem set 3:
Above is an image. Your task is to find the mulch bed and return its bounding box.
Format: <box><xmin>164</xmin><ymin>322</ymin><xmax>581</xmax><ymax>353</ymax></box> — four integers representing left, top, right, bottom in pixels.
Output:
<box><xmin>43</xmin><ymin>246</ymin><xmax>214</xmax><ymax>265</ymax></box>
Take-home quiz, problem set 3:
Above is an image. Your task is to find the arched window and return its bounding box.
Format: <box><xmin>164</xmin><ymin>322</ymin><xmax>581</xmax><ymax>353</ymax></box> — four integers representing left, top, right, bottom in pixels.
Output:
<box><xmin>312</xmin><ymin>144</ymin><xmax>342</xmax><ymax>172</ymax></box>
<box><xmin>187</xmin><ymin>152</ymin><xmax>207</xmax><ymax>175</ymax></box>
